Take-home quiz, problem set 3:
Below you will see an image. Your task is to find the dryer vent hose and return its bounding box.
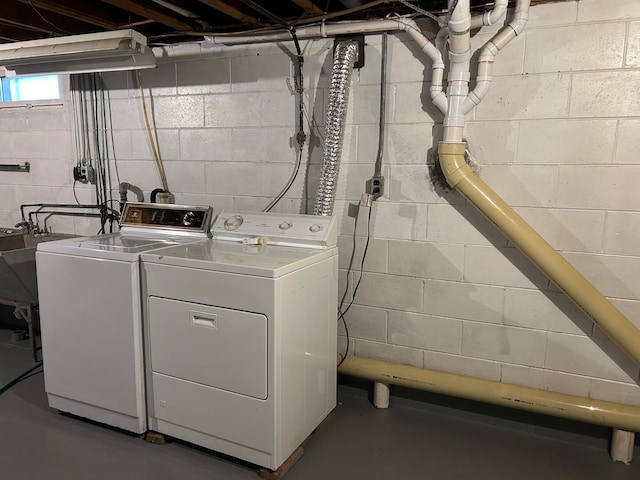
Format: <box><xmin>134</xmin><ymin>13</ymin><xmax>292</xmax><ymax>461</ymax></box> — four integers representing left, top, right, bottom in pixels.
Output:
<box><xmin>313</xmin><ymin>41</ymin><xmax>359</xmax><ymax>216</ymax></box>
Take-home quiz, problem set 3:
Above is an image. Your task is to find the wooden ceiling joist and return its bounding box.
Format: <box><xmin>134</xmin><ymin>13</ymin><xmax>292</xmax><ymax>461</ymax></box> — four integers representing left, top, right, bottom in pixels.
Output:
<box><xmin>1</xmin><ymin>0</ymin><xmax>96</xmax><ymax>36</ymax></box>
<box><xmin>100</xmin><ymin>0</ymin><xmax>195</xmax><ymax>31</ymax></box>
<box><xmin>288</xmin><ymin>0</ymin><xmax>324</xmax><ymax>15</ymax></box>
<box><xmin>15</xmin><ymin>0</ymin><xmax>121</xmax><ymax>30</ymax></box>
<box><xmin>196</xmin><ymin>0</ymin><xmax>261</xmax><ymax>25</ymax></box>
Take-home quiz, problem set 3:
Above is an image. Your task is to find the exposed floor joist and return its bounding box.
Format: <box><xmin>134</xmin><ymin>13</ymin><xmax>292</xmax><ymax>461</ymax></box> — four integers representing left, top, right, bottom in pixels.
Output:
<box><xmin>196</xmin><ymin>0</ymin><xmax>261</xmax><ymax>26</ymax></box>
<box><xmin>14</xmin><ymin>0</ymin><xmax>122</xmax><ymax>31</ymax></box>
<box><xmin>100</xmin><ymin>0</ymin><xmax>196</xmax><ymax>32</ymax></box>
<box><xmin>288</xmin><ymin>0</ymin><xmax>324</xmax><ymax>15</ymax></box>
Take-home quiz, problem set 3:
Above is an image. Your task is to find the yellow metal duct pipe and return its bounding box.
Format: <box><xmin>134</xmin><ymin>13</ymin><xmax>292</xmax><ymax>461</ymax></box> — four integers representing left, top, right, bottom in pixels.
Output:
<box><xmin>338</xmin><ymin>354</ymin><xmax>640</xmax><ymax>431</ymax></box>
<box><xmin>438</xmin><ymin>142</ymin><xmax>640</xmax><ymax>366</ymax></box>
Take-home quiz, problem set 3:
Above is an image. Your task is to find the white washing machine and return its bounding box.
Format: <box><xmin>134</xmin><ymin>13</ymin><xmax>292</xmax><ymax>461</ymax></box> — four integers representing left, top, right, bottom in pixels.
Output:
<box><xmin>140</xmin><ymin>211</ymin><xmax>338</xmax><ymax>470</ymax></box>
<box><xmin>36</xmin><ymin>203</ymin><xmax>214</xmax><ymax>434</ymax></box>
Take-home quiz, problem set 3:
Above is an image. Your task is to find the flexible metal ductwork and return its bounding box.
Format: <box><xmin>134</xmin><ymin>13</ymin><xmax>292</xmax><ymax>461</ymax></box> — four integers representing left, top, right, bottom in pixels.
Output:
<box><xmin>313</xmin><ymin>40</ymin><xmax>359</xmax><ymax>216</ymax></box>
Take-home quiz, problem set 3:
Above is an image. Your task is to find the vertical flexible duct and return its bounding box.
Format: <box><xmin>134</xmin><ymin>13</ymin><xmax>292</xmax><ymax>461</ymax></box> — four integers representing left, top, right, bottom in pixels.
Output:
<box><xmin>313</xmin><ymin>40</ymin><xmax>359</xmax><ymax>216</ymax></box>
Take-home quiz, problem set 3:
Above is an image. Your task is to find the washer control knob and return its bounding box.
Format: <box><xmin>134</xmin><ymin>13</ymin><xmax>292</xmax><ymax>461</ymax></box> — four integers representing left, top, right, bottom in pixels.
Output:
<box><xmin>224</xmin><ymin>215</ymin><xmax>244</xmax><ymax>231</ymax></box>
<box><xmin>182</xmin><ymin>211</ymin><xmax>197</xmax><ymax>226</ymax></box>
<box><xmin>309</xmin><ymin>224</ymin><xmax>322</xmax><ymax>233</ymax></box>
<box><xmin>279</xmin><ymin>222</ymin><xmax>292</xmax><ymax>231</ymax></box>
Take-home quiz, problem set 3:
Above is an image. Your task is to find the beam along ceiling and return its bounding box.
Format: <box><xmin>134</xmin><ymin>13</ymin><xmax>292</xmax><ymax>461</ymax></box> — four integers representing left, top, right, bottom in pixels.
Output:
<box><xmin>1</xmin><ymin>0</ymin><xmax>567</xmax><ymax>45</ymax></box>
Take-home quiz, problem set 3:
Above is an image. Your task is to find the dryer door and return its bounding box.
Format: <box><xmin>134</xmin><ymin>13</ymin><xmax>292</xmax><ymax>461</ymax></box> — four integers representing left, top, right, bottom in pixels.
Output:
<box><xmin>148</xmin><ymin>296</ymin><xmax>267</xmax><ymax>400</ymax></box>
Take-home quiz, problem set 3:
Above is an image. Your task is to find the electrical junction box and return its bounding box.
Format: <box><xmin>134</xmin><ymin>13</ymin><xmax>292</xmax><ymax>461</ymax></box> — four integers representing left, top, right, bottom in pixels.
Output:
<box><xmin>366</xmin><ymin>176</ymin><xmax>384</xmax><ymax>200</ymax></box>
<box><xmin>73</xmin><ymin>165</ymin><xmax>96</xmax><ymax>184</ymax></box>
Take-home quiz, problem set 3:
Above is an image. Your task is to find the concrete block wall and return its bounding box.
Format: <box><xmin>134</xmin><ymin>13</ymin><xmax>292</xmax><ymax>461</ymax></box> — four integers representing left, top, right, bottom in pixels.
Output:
<box><xmin>3</xmin><ymin>0</ymin><xmax>640</xmax><ymax>405</ymax></box>
<box><xmin>0</xmin><ymin>76</ymin><xmax>105</xmax><ymax>235</ymax></box>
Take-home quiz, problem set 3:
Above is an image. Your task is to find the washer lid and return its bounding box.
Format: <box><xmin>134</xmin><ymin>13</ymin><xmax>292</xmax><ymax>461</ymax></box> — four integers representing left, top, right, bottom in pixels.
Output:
<box><xmin>141</xmin><ymin>239</ymin><xmax>337</xmax><ymax>278</ymax></box>
<box><xmin>77</xmin><ymin>235</ymin><xmax>172</xmax><ymax>253</ymax></box>
<box><xmin>36</xmin><ymin>232</ymin><xmax>187</xmax><ymax>261</ymax></box>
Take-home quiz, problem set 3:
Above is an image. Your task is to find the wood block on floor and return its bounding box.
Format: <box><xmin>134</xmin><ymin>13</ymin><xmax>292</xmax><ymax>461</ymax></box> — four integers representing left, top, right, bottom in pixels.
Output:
<box><xmin>259</xmin><ymin>446</ymin><xmax>304</xmax><ymax>480</ymax></box>
<box><xmin>312</xmin><ymin>409</ymin><xmax>336</xmax><ymax>435</ymax></box>
<box><xmin>144</xmin><ymin>431</ymin><xmax>166</xmax><ymax>444</ymax></box>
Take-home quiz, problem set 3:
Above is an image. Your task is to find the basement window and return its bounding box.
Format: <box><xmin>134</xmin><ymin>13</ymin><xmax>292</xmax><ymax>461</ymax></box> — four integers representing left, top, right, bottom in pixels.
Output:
<box><xmin>0</xmin><ymin>74</ymin><xmax>60</xmax><ymax>105</ymax></box>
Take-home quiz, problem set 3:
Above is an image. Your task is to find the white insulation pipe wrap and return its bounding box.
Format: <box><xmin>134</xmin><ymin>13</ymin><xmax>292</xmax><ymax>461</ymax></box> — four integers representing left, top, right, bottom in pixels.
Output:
<box><xmin>313</xmin><ymin>40</ymin><xmax>359</xmax><ymax>216</ymax></box>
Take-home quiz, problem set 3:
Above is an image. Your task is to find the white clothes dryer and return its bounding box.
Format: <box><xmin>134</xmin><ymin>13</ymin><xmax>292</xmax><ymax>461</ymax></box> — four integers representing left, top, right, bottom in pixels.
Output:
<box><xmin>140</xmin><ymin>211</ymin><xmax>338</xmax><ymax>470</ymax></box>
<box><xmin>36</xmin><ymin>203</ymin><xmax>214</xmax><ymax>434</ymax></box>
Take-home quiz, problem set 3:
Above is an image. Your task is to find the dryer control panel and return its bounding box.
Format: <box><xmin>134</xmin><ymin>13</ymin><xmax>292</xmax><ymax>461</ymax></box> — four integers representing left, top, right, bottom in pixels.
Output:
<box><xmin>212</xmin><ymin>211</ymin><xmax>337</xmax><ymax>249</ymax></box>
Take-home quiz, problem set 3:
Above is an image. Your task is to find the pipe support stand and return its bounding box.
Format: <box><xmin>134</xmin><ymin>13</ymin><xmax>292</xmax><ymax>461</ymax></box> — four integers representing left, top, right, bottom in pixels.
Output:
<box><xmin>611</xmin><ymin>429</ymin><xmax>635</xmax><ymax>464</ymax></box>
<box><xmin>373</xmin><ymin>382</ymin><xmax>390</xmax><ymax>409</ymax></box>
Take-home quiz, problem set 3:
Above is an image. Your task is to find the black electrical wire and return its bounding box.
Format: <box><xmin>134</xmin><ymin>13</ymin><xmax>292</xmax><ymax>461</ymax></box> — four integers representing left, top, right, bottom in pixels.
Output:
<box><xmin>444</xmin><ymin>0</ymin><xmax>461</xmax><ymax>26</ymax></box>
<box><xmin>236</xmin><ymin>0</ymin><xmax>289</xmax><ymax>28</ymax></box>
<box><xmin>337</xmin><ymin>28</ymin><xmax>388</xmax><ymax>367</ymax></box>
<box><xmin>337</xmin><ymin>205</ymin><xmax>373</xmax><ymax>368</ymax></box>
<box><xmin>72</xmin><ymin>180</ymin><xmax>80</xmax><ymax>205</ymax></box>
<box><xmin>70</xmin><ymin>73</ymin><xmax>121</xmax><ymax>234</ymax></box>
<box><xmin>374</xmin><ymin>31</ymin><xmax>388</xmax><ymax>178</ymax></box>
<box><xmin>0</xmin><ymin>362</ymin><xmax>43</xmax><ymax>396</ymax></box>
<box><xmin>25</xmin><ymin>0</ymin><xmax>67</xmax><ymax>35</ymax></box>
<box><xmin>265</xmin><ymin>149</ymin><xmax>303</xmax><ymax>212</ymax></box>
<box><xmin>290</xmin><ymin>27</ymin><xmax>306</xmax><ymax>147</ymax></box>
<box><xmin>264</xmin><ymin>27</ymin><xmax>306</xmax><ymax>213</ymax></box>
<box><xmin>337</xmin><ymin>306</ymin><xmax>350</xmax><ymax>368</ymax></box>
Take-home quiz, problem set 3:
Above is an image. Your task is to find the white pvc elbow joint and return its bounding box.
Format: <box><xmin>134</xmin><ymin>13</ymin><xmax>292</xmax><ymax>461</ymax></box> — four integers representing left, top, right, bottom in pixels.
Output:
<box><xmin>511</xmin><ymin>13</ymin><xmax>529</xmax><ymax>35</ymax></box>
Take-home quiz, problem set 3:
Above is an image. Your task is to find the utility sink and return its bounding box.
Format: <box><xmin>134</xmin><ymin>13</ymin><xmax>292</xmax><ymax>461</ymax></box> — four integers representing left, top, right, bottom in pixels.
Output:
<box><xmin>0</xmin><ymin>229</ymin><xmax>77</xmax><ymax>304</ymax></box>
<box><xmin>0</xmin><ymin>228</ymin><xmax>26</xmax><ymax>252</ymax></box>
<box><xmin>0</xmin><ymin>228</ymin><xmax>77</xmax><ymax>361</ymax></box>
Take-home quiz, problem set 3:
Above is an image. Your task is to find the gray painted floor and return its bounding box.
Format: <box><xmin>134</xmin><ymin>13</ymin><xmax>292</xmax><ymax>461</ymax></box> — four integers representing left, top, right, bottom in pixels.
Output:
<box><xmin>2</xmin><ymin>329</ymin><xmax>640</xmax><ymax>480</ymax></box>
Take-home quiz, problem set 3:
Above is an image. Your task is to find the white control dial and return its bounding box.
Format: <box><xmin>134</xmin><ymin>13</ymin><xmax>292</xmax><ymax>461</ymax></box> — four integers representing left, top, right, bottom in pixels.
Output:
<box><xmin>224</xmin><ymin>215</ymin><xmax>244</xmax><ymax>231</ymax></box>
<box><xmin>279</xmin><ymin>222</ymin><xmax>292</xmax><ymax>231</ymax></box>
<box><xmin>309</xmin><ymin>224</ymin><xmax>322</xmax><ymax>233</ymax></box>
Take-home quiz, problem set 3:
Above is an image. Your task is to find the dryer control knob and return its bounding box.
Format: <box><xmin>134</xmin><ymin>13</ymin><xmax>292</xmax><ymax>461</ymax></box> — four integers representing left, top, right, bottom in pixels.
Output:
<box><xmin>279</xmin><ymin>222</ymin><xmax>292</xmax><ymax>231</ymax></box>
<box><xmin>309</xmin><ymin>224</ymin><xmax>322</xmax><ymax>233</ymax></box>
<box><xmin>224</xmin><ymin>215</ymin><xmax>244</xmax><ymax>231</ymax></box>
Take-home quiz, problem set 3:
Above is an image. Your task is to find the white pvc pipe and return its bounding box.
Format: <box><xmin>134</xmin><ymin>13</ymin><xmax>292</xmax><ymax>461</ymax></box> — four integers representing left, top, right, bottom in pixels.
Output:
<box><xmin>482</xmin><ymin>0</ymin><xmax>508</xmax><ymax>26</ymax></box>
<box><xmin>436</xmin><ymin>4</ymin><xmax>507</xmax><ymax>61</ymax></box>
<box><xmin>443</xmin><ymin>0</ymin><xmax>472</xmax><ymax>142</ymax></box>
<box><xmin>207</xmin><ymin>16</ymin><xmax>447</xmax><ymax>115</ymax></box>
<box><xmin>207</xmin><ymin>19</ymin><xmax>403</xmax><ymax>46</ymax></box>
<box><xmin>463</xmin><ymin>0</ymin><xmax>530</xmax><ymax>113</ymax></box>
<box><xmin>395</xmin><ymin>17</ymin><xmax>447</xmax><ymax>114</ymax></box>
